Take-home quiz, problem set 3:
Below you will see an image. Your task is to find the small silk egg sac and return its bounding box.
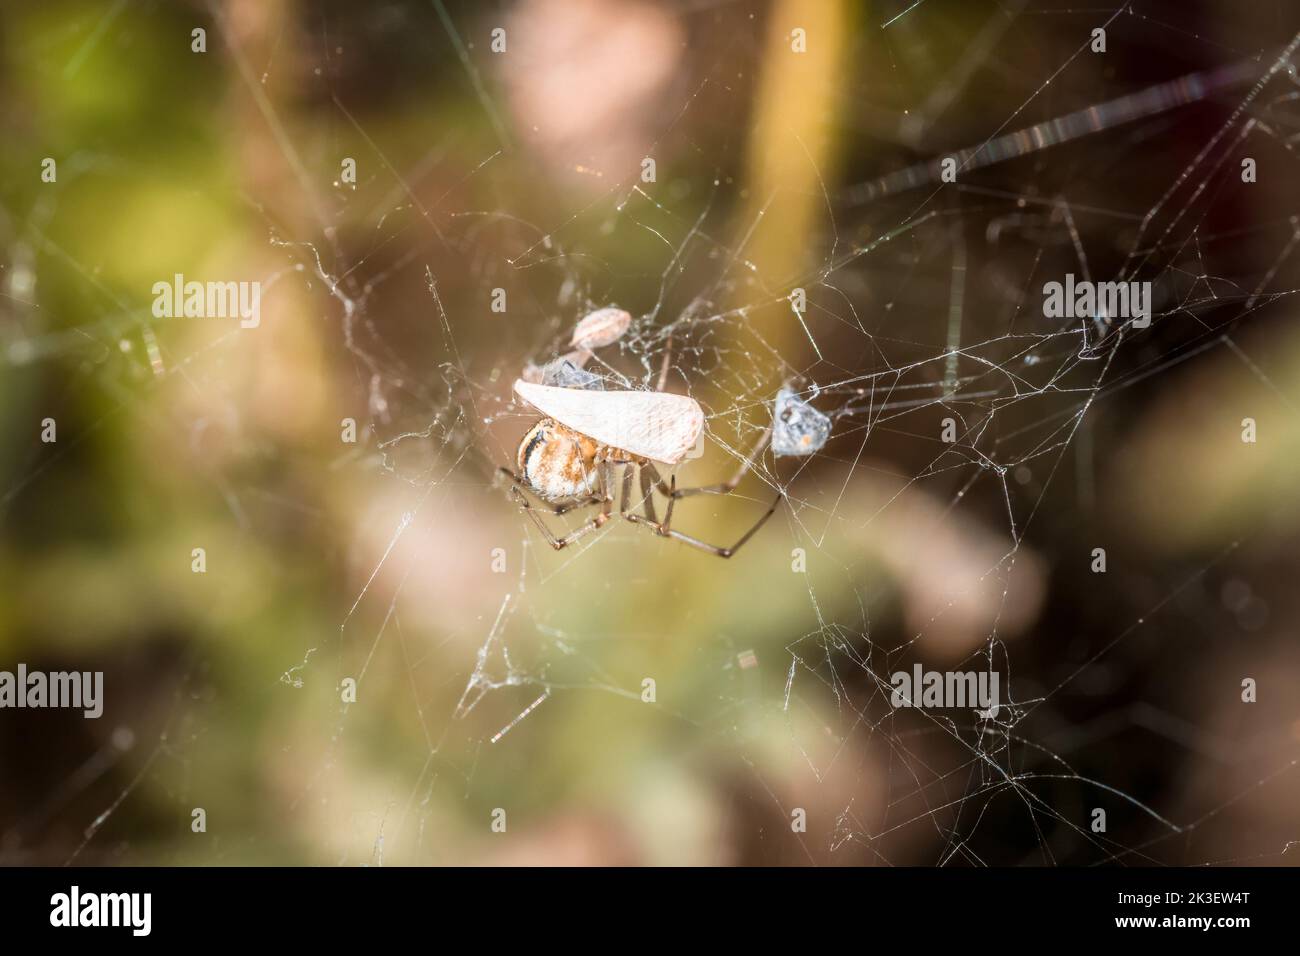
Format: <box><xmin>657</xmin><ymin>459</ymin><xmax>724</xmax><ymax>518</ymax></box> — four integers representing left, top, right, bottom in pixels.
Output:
<box><xmin>541</xmin><ymin>357</ymin><xmax>604</xmax><ymax>390</ymax></box>
<box><xmin>570</xmin><ymin>307</ymin><xmax>632</xmax><ymax>351</ymax></box>
<box><xmin>771</xmin><ymin>387</ymin><xmax>831</xmax><ymax>457</ymax></box>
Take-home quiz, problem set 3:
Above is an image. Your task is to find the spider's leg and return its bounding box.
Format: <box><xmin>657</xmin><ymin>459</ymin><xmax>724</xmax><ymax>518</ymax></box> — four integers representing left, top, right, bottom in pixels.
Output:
<box><xmin>625</xmin><ymin>489</ymin><xmax>783</xmax><ymax>558</ymax></box>
<box><xmin>651</xmin><ymin>423</ymin><xmax>774</xmax><ymax>500</ymax></box>
<box><xmin>637</xmin><ymin>463</ymin><xmax>659</xmax><ymax>524</ymax></box>
<box><xmin>640</xmin><ymin>463</ymin><xmax>675</xmax><ymax>527</ymax></box>
<box><xmin>618</xmin><ymin>463</ymin><xmax>633</xmax><ymax>515</ymax></box>
<box><xmin>511</xmin><ymin>463</ymin><xmax>613</xmax><ymax>551</ymax></box>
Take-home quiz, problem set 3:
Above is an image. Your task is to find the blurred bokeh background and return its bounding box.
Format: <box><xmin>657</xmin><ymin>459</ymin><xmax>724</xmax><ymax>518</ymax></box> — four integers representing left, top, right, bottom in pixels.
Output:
<box><xmin>1</xmin><ymin>0</ymin><xmax>1298</xmax><ymax>865</ymax></box>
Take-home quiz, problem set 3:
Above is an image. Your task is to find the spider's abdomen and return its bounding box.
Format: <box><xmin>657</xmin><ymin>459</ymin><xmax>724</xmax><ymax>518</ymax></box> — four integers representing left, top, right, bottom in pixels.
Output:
<box><xmin>518</xmin><ymin>419</ymin><xmax>600</xmax><ymax>501</ymax></box>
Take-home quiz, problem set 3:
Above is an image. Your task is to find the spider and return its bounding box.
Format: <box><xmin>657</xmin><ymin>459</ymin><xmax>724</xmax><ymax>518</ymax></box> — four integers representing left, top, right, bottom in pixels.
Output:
<box><xmin>499</xmin><ymin>377</ymin><xmax>782</xmax><ymax>557</ymax></box>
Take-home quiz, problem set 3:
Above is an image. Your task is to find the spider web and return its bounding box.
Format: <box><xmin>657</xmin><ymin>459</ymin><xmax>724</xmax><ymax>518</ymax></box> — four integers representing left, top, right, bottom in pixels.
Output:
<box><xmin>3</xmin><ymin>0</ymin><xmax>1300</xmax><ymax>867</ymax></box>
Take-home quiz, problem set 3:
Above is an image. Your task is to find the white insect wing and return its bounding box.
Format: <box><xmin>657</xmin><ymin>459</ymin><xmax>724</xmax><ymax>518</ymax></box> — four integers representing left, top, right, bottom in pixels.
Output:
<box><xmin>514</xmin><ymin>379</ymin><xmax>704</xmax><ymax>465</ymax></box>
